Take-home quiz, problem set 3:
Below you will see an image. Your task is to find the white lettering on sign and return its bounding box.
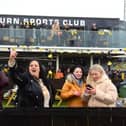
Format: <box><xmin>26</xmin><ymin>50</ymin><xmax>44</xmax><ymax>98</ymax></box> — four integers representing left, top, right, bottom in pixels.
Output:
<box><xmin>63</xmin><ymin>19</ymin><xmax>85</xmax><ymax>27</ymax></box>
<box><xmin>42</xmin><ymin>19</ymin><xmax>48</xmax><ymax>25</ymax></box>
<box><xmin>0</xmin><ymin>16</ymin><xmax>86</xmax><ymax>27</ymax></box>
<box><xmin>0</xmin><ymin>17</ymin><xmax>5</xmax><ymax>24</ymax></box>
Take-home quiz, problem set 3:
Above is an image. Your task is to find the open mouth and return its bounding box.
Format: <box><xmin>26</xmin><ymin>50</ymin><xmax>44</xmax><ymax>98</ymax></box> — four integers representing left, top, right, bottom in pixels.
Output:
<box><xmin>32</xmin><ymin>70</ymin><xmax>36</xmax><ymax>72</ymax></box>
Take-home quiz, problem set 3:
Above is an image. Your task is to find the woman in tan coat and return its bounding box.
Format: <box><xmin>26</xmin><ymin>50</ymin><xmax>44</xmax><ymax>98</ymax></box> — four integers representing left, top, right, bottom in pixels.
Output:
<box><xmin>60</xmin><ymin>65</ymin><xmax>87</xmax><ymax>107</ymax></box>
<box><xmin>82</xmin><ymin>64</ymin><xmax>118</xmax><ymax>107</ymax></box>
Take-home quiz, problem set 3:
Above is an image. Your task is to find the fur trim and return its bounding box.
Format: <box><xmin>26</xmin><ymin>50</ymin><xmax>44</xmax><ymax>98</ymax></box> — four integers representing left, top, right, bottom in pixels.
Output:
<box><xmin>65</xmin><ymin>74</ymin><xmax>75</xmax><ymax>83</ymax></box>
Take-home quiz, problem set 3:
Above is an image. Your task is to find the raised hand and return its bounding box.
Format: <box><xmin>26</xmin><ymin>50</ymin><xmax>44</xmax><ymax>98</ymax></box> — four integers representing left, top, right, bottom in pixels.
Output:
<box><xmin>9</xmin><ymin>50</ymin><xmax>17</xmax><ymax>60</ymax></box>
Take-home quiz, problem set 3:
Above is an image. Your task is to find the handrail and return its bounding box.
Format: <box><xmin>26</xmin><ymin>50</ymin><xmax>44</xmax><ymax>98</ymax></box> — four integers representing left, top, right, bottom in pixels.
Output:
<box><xmin>0</xmin><ymin>28</ymin><xmax>125</xmax><ymax>48</ymax></box>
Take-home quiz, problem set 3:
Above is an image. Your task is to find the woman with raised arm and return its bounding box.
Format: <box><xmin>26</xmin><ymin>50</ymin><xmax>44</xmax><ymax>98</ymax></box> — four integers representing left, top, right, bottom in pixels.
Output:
<box><xmin>8</xmin><ymin>50</ymin><xmax>55</xmax><ymax>108</ymax></box>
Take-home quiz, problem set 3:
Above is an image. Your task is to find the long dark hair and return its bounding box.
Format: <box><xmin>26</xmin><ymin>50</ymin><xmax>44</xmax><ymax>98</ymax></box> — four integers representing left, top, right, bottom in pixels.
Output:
<box><xmin>70</xmin><ymin>65</ymin><xmax>86</xmax><ymax>82</ymax></box>
<box><xmin>28</xmin><ymin>59</ymin><xmax>47</xmax><ymax>80</ymax></box>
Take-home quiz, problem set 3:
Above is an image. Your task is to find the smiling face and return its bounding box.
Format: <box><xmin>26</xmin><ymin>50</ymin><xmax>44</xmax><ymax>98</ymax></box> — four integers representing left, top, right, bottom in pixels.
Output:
<box><xmin>73</xmin><ymin>67</ymin><xmax>83</xmax><ymax>80</ymax></box>
<box><xmin>90</xmin><ymin>70</ymin><xmax>102</xmax><ymax>82</ymax></box>
<box><xmin>29</xmin><ymin>60</ymin><xmax>40</xmax><ymax>79</ymax></box>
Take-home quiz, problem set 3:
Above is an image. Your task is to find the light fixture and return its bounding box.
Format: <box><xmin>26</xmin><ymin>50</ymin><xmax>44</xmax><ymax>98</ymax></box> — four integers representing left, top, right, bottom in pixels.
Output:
<box><xmin>48</xmin><ymin>53</ymin><xmax>53</xmax><ymax>58</ymax></box>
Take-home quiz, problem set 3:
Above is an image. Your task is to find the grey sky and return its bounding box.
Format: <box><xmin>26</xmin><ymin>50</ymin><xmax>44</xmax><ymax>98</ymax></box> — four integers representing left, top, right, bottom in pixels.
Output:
<box><xmin>0</xmin><ymin>0</ymin><xmax>124</xmax><ymax>20</ymax></box>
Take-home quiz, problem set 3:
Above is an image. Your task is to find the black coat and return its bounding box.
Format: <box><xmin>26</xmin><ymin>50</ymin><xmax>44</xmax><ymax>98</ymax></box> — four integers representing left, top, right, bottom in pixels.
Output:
<box><xmin>9</xmin><ymin>65</ymin><xmax>55</xmax><ymax>108</ymax></box>
<box><xmin>0</xmin><ymin>71</ymin><xmax>9</xmax><ymax>107</ymax></box>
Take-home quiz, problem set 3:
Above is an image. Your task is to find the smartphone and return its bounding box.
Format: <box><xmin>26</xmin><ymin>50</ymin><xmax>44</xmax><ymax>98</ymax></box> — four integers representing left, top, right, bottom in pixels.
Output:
<box><xmin>86</xmin><ymin>84</ymin><xmax>93</xmax><ymax>90</ymax></box>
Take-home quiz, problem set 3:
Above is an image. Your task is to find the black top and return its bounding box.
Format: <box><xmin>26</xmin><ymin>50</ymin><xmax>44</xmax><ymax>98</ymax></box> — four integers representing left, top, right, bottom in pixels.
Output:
<box><xmin>9</xmin><ymin>64</ymin><xmax>55</xmax><ymax>108</ymax></box>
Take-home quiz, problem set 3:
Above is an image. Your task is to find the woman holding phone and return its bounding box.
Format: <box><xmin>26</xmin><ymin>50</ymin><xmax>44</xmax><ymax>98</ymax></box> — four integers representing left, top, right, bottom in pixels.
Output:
<box><xmin>82</xmin><ymin>64</ymin><xmax>118</xmax><ymax>107</ymax></box>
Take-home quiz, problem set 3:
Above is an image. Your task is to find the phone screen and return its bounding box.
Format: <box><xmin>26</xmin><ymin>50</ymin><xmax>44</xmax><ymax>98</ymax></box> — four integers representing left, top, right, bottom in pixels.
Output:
<box><xmin>86</xmin><ymin>84</ymin><xmax>93</xmax><ymax>90</ymax></box>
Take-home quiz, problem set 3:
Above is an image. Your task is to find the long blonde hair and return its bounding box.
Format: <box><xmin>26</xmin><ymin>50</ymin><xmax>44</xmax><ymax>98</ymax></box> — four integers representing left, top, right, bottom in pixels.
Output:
<box><xmin>86</xmin><ymin>64</ymin><xmax>109</xmax><ymax>83</ymax></box>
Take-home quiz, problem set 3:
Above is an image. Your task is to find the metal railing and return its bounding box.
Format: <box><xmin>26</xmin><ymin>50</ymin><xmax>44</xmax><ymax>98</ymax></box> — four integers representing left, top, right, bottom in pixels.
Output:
<box><xmin>0</xmin><ymin>28</ymin><xmax>126</xmax><ymax>48</ymax></box>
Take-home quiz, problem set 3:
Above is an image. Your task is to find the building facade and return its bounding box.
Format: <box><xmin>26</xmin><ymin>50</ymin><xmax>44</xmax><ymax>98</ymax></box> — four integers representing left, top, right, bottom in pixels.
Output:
<box><xmin>0</xmin><ymin>14</ymin><xmax>126</xmax><ymax>73</ymax></box>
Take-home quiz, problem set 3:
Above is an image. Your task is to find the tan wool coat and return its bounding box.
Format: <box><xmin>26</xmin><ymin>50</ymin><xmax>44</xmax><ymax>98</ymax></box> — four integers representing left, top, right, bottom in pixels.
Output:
<box><xmin>85</xmin><ymin>76</ymin><xmax>118</xmax><ymax>107</ymax></box>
